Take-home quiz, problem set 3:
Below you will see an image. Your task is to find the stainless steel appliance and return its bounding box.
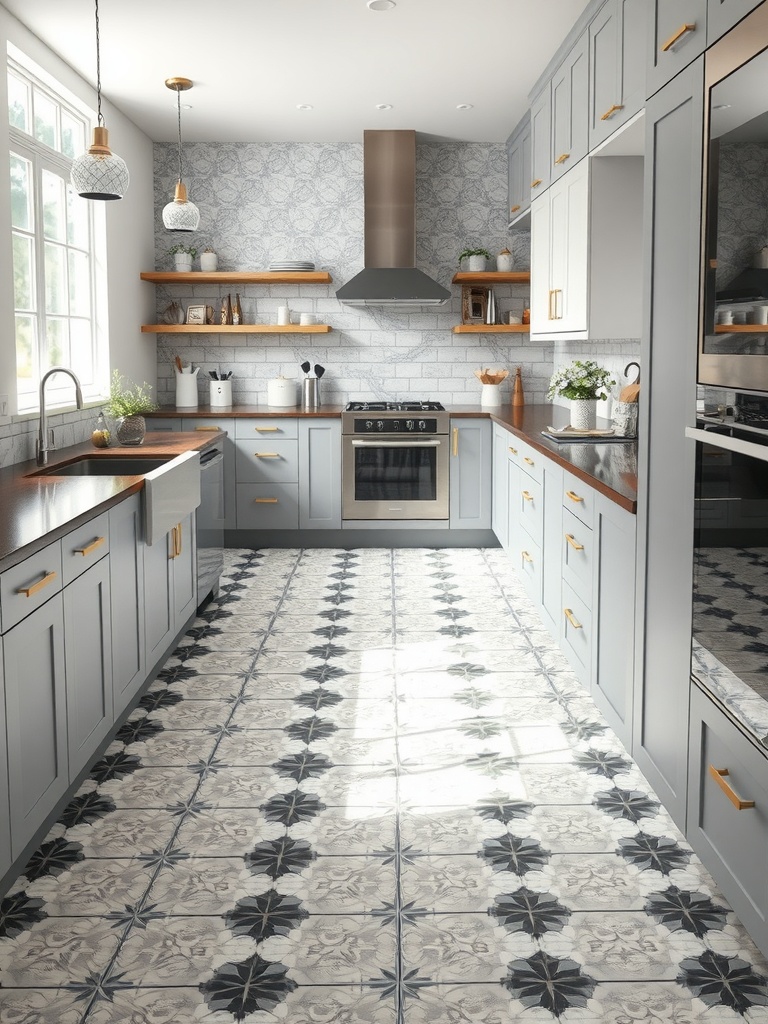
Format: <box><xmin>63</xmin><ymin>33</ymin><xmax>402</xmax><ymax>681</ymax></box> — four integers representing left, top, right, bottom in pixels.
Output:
<box><xmin>197</xmin><ymin>446</ymin><xmax>224</xmax><ymax>606</ymax></box>
<box><xmin>341</xmin><ymin>401</ymin><xmax>449</xmax><ymax>520</ymax></box>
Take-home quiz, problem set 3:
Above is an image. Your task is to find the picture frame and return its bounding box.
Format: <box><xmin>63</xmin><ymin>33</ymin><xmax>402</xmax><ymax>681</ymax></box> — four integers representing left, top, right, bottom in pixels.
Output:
<box><xmin>461</xmin><ymin>285</ymin><xmax>488</xmax><ymax>324</ymax></box>
<box><xmin>186</xmin><ymin>304</ymin><xmax>206</xmax><ymax>325</ymax></box>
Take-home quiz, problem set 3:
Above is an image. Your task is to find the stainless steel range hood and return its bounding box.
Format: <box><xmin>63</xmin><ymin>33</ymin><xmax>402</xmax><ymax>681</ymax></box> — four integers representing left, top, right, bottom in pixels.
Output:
<box><xmin>336</xmin><ymin>130</ymin><xmax>450</xmax><ymax>307</ymax></box>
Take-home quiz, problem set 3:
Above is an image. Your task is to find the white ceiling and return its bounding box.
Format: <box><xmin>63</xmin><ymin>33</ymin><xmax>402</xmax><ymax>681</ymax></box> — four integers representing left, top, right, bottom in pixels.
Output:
<box><xmin>3</xmin><ymin>0</ymin><xmax>590</xmax><ymax>144</ymax></box>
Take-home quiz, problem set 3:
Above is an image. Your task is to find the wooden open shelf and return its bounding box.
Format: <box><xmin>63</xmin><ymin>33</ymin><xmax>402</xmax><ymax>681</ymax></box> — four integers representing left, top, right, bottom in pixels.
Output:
<box><xmin>452</xmin><ymin>323</ymin><xmax>530</xmax><ymax>334</ymax></box>
<box><xmin>714</xmin><ymin>323</ymin><xmax>768</xmax><ymax>332</ymax></box>
<box><xmin>141</xmin><ymin>324</ymin><xmax>332</xmax><ymax>334</ymax></box>
<box><xmin>452</xmin><ymin>271</ymin><xmax>530</xmax><ymax>285</ymax></box>
<box><xmin>140</xmin><ymin>271</ymin><xmax>333</xmax><ymax>285</ymax></box>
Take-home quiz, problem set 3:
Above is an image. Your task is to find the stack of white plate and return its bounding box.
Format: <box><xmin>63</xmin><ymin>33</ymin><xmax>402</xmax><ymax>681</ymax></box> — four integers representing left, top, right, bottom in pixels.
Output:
<box><xmin>269</xmin><ymin>260</ymin><xmax>315</xmax><ymax>272</ymax></box>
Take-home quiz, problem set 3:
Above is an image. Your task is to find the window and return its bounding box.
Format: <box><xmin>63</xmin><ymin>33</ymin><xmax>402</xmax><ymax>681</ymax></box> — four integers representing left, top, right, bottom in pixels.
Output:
<box><xmin>7</xmin><ymin>51</ymin><xmax>106</xmax><ymax>414</ymax></box>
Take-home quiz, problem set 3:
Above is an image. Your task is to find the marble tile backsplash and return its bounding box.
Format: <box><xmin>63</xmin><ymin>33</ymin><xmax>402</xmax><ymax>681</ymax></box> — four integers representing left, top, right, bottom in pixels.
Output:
<box><xmin>0</xmin><ymin>408</ymin><xmax>97</xmax><ymax>469</ymax></box>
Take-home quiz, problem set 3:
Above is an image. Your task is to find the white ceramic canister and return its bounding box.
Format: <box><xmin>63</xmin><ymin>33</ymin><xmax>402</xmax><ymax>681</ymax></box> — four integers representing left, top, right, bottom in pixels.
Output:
<box><xmin>267</xmin><ymin>375</ymin><xmax>297</xmax><ymax>407</ymax></box>
<box><xmin>175</xmin><ymin>366</ymin><xmax>200</xmax><ymax>408</ymax></box>
<box><xmin>210</xmin><ymin>380</ymin><xmax>232</xmax><ymax>407</ymax></box>
<box><xmin>480</xmin><ymin>383</ymin><xmax>502</xmax><ymax>409</ymax></box>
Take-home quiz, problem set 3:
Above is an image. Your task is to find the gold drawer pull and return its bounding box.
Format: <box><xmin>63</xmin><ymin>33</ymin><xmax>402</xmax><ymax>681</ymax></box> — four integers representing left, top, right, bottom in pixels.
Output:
<box><xmin>16</xmin><ymin>571</ymin><xmax>57</xmax><ymax>598</ymax></box>
<box><xmin>548</xmin><ymin>288</ymin><xmax>554</xmax><ymax>320</ymax></box>
<box><xmin>531</xmin><ymin>178</ymin><xmax>543</xmax><ymax>189</ymax></box>
<box><xmin>522</xmin><ymin>490</ymin><xmax>534</xmax><ymax>502</ymax></box>
<box><xmin>74</xmin><ymin>536</ymin><xmax>105</xmax><ymax>557</ymax></box>
<box><xmin>661</xmin><ymin>23</ymin><xmax>696</xmax><ymax>52</ymax></box>
<box><xmin>709</xmin><ymin>766</ymin><xmax>755</xmax><ymax>810</ymax></box>
<box><xmin>554</xmin><ymin>152</ymin><xmax>570</xmax><ymax>165</ymax></box>
<box><xmin>565</xmin><ymin>533</ymin><xmax>584</xmax><ymax>551</ymax></box>
<box><xmin>510</xmin><ymin>204</ymin><xmax>521</xmax><ymax>213</ymax></box>
<box><xmin>553</xmin><ymin>288</ymin><xmax>562</xmax><ymax>319</ymax></box>
<box><xmin>195</xmin><ymin>426</ymin><xmax>220</xmax><ymax>431</ymax></box>
<box><xmin>600</xmin><ymin>103</ymin><xmax>624</xmax><ymax>121</ymax></box>
<box><xmin>508</xmin><ymin>446</ymin><xmax>518</xmax><ymax>456</ymax></box>
<box><xmin>524</xmin><ymin>457</ymin><xmax>534</xmax><ymax>466</ymax></box>
<box><xmin>169</xmin><ymin>523</ymin><xmax>183</xmax><ymax>558</ymax></box>
<box><xmin>521</xmin><ymin>550</ymin><xmax>533</xmax><ymax>563</ymax></box>
<box><xmin>255</xmin><ymin>426</ymin><xmax>279</xmax><ymax>432</ymax></box>
<box><xmin>452</xmin><ymin>427</ymin><xmax>459</xmax><ymax>458</ymax></box>
<box><xmin>255</xmin><ymin>452</ymin><xmax>280</xmax><ymax>458</ymax></box>
<box><xmin>566</xmin><ymin>490</ymin><xmax>584</xmax><ymax>503</ymax></box>
<box><xmin>254</xmin><ymin>497</ymin><xmax>279</xmax><ymax>504</ymax></box>
<box><xmin>564</xmin><ymin>607</ymin><xmax>583</xmax><ymax>629</ymax></box>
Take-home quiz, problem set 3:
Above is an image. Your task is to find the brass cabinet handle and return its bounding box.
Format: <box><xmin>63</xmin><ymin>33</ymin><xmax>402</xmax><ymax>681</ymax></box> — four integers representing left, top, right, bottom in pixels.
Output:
<box><xmin>254</xmin><ymin>452</ymin><xmax>280</xmax><ymax>458</ymax></box>
<box><xmin>74</xmin><ymin>536</ymin><xmax>105</xmax><ymax>557</ymax></box>
<box><xmin>169</xmin><ymin>526</ymin><xmax>176</xmax><ymax>559</ymax></box>
<box><xmin>600</xmin><ymin>103</ymin><xmax>624</xmax><ymax>121</ymax></box>
<box><xmin>548</xmin><ymin>289</ymin><xmax>554</xmax><ymax>320</ymax></box>
<box><xmin>709</xmin><ymin>766</ymin><xmax>755</xmax><ymax>810</ymax></box>
<box><xmin>524</xmin><ymin>456</ymin><xmax>535</xmax><ymax>466</ymax></box>
<box><xmin>522</xmin><ymin>490</ymin><xmax>534</xmax><ymax>502</ymax></box>
<box><xmin>531</xmin><ymin>178</ymin><xmax>543</xmax><ymax>189</ymax></box>
<box><xmin>661</xmin><ymin>23</ymin><xmax>696</xmax><ymax>52</ymax></box>
<box><xmin>510</xmin><ymin>204</ymin><xmax>521</xmax><ymax>213</ymax></box>
<box><xmin>254</xmin><ymin>497</ymin><xmax>279</xmax><ymax>504</ymax></box>
<box><xmin>564</xmin><ymin>607</ymin><xmax>583</xmax><ymax>629</ymax></box>
<box><xmin>16</xmin><ymin>571</ymin><xmax>57</xmax><ymax>598</ymax></box>
<box><xmin>452</xmin><ymin>427</ymin><xmax>459</xmax><ymax>457</ymax></box>
<box><xmin>565</xmin><ymin>533</ymin><xmax>584</xmax><ymax>551</ymax></box>
<box><xmin>553</xmin><ymin>288</ymin><xmax>563</xmax><ymax>319</ymax></box>
<box><xmin>508</xmin><ymin>446</ymin><xmax>518</xmax><ymax>456</ymax></box>
<box><xmin>554</xmin><ymin>152</ymin><xmax>570</xmax><ymax>165</ymax></box>
<box><xmin>176</xmin><ymin>522</ymin><xmax>183</xmax><ymax>557</ymax></box>
<box><xmin>521</xmin><ymin>550</ymin><xmax>533</xmax><ymax>563</ymax></box>
<box><xmin>255</xmin><ymin>426</ymin><xmax>279</xmax><ymax>432</ymax></box>
<box><xmin>566</xmin><ymin>490</ymin><xmax>584</xmax><ymax>503</ymax></box>
<box><xmin>195</xmin><ymin>426</ymin><xmax>220</xmax><ymax>431</ymax></box>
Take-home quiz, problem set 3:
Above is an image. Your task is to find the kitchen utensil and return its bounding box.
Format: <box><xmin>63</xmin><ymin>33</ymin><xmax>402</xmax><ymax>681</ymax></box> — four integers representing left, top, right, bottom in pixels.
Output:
<box><xmin>618</xmin><ymin>361</ymin><xmax>641</xmax><ymax>403</ymax></box>
<box><xmin>209</xmin><ymin>370</ymin><xmax>219</xmax><ymax>380</ymax></box>
<box><xmin>300</xmin><ymin>361</ymin><xmax>311</xmax><ymax>375</ymax></box>
<box><xmin>267</xmin><ymin>375</ymin><xmax>297</xmax><ymax>407</ymax></box>
<box><xmin>175</xmin><ymin>355</ymin><xmax>183</xmax><ymax>372</ymax></box>
<box><xmin>473</xmin><ymin>368</ymin><xmax>509</xmax><ymax>385</ymax></box>
<box><xmin>314</xmin><ymin>364</ymin><xmax>325</xmax><ymax>379</ymax></box>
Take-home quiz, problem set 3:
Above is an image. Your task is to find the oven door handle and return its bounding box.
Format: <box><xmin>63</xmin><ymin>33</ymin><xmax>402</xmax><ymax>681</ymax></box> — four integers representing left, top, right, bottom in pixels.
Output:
<box><xmin>351</xmin><ymin>439</ymin><xmax>442</xmax><ymax>448</ymax></box>
<box><xmin>686</xmin><ymin>425</ymin><xmax>768</xmax><ymax>464</ymax></box>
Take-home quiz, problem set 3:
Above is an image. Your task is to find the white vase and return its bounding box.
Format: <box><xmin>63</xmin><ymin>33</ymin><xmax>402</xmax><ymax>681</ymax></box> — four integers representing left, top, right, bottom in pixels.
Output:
<box><xmin>570</xmin><ymin>399</ymin><xmax>597</xmax><ymax>430</ymax></box>
<box><xmin>200</xmin><ymin>251</ymin><xmax>218</xmax><ymax>272</ymax></box>
<box><xmin>174</xmin><ymin>254</ymin><xmax>193</xmax><ymax>272</ymax></box>
<box><xmin>468</xmin><ymin>254</ymin><xmax>487</xmax><ymax>271</ymax></box>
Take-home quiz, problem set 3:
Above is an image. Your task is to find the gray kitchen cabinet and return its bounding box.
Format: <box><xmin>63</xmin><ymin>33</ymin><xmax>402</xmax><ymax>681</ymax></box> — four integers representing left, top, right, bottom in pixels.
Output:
<box><xmin>144</xmin><ymin>513</ymin><xmax>195</xmax><ymax>669</ymax></box>
<box><xmin>449</xmin><ymin>419</ymin><xmax>492</xmax><ymax>530</ymax></box>
<box><xmin>507</xmin><ymin>112</ymin><xmax>531</xmax><ymax>223</ymax></box>
<box><xmin>299</xmin><ymin>419</ymin><xmax>341</xmax><ymax>530</ymax></box>
<box><xmin>529</xmin><ymin>85</ymin><xmax>551</xmax><ymax>199</ymax></box>
<box><xmin>182</xmin><ymin>417</ymin><xmax>236</xmax><ymax>530</ymax></box>
<box><xmin>707</xmin><ymin>0</ymin><xmax>763</xmax><ymax>42</ymax></box>
<box><xmin>506</xmin><ymin>441</ymin><xmax>523</xmax><ymax>557</ymax></box>
<box><xmin>688</xmin><ymin>684</ymin><xmax>768</xmax><ymax>955</ymax></box>
<box><xmin>109</xmin><ymin>494</ymin><xmax>145</xmax><ymax>717</ymax></box>
<box><xmin>550</xmin><ymin>31</ymin><xmax>589</xmax><ymax>183</ymax></box>
<box><xmin>647</xmin><ymin>0</ymin><xmax>707</xmax><ymax>98</ymax></box>
<box><xmin>0</xmin><ymin>652</ymin><xmax>10</xmax><ymax>880</ymax></box>
<box><xmin>235</xmin><ymin>439</ymin><xmax>298</xmax><ymax>484</ymax></box>
<box><xmin>63</xmin><ymin>555</ymin><xmax>113</xmax><ymax>781</ymax></box>
<box><xmin>237</xmin><ymin>484</ymin><xmax>299</xmax><ymax>529</ymax></box>
<box><xmin>540</xmin><ymin>459</ymin><xmax>564</xmax><ymax>637</ymax></box>
<box><xmin>492</xmin><ymin>423</ymin><xmax>511</xmax><ymax>548</ymax></box>
<box><xmin>633</xmin><ymin>59</ymin><xmax>704</xmax><ymax>829</ymax></box>
<box><xmin>172</xmin><ymin>514</ymin><xmax>196</xmax><ymax>630</ymax></box>
<box><xmin>3</xmin><ymin>593</ymin><xmax>68</xmax><ymax>859</ymax></box>
<box><xmin>589</xmin><ymin>0</ymin><xmax>647</xmax><ymax>150</ymax></box>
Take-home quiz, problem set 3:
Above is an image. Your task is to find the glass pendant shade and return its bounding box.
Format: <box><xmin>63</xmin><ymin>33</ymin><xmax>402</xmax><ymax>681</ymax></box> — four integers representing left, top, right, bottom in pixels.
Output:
<box><xmin>71</xmin><ymin>126</ymin><xmax>129</xmax><ymax>199</ymax></box>
<box><xmin>162</xmin><ymin>181</ymin><xmax>200</xmax><ymax>231</ymax></box>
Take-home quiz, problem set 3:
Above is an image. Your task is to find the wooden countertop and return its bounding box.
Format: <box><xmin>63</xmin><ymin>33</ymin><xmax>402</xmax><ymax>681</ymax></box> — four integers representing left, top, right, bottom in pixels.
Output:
<box><xmin>0</xmin><ymin>431</ymin><xmax>225</xmax><ymax>570</ymax></box>
<box><xmin>150</xmin><ymin>405</ymin><xmax>345</xmax><ymax>418</ymax></box>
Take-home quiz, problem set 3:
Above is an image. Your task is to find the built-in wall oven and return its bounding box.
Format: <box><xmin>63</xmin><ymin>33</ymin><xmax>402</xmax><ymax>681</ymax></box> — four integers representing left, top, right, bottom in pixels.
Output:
<box><xmin>341</xmin><ymin>402</ymin><xmax>449</xmax><ymax>521</ymax></box>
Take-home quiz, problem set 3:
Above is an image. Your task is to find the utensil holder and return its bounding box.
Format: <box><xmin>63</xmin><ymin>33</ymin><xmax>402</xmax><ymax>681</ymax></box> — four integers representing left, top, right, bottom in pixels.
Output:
<box><xmin>302</xmin><ymin>378</ymin><xmax>320</xmax><ymax>411</ymax></box>
<box><xmin>611</xmin><ymin>401</ymin><xmax>638</xmax><ymax>438</ymax></box>
<box><xmin>210</xmin><ymin>380</ymin><xmax>232</xmax><ymax>407</ymax></box>
<box><xmin>175</xmin><ymin>371</ymin><xmax>199</xmax><ymax>408</ymax></box>
<box><xmin>480</xmin><ymin>383</ymin><xmax>501</xmax><ymax>409</ymax></box>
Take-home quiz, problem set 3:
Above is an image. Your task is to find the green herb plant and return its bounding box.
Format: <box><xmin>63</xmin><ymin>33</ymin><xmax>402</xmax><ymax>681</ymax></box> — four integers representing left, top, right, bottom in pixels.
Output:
<box><xmin>104</xmin><ymin>370</ymin><xmax>157</xmax><ymax>418</ymax></box>
<box><xmin>167</xmin><ymin>244</ymin><xmax>198</xmax><ymax>259</ymax></box>
<box><xmin>458</xmin><ymin>247</ymin><xmax>492</xmax><ymax>265</ymax></box>
<box><xmin>547</xmin><ymin>360</ymin><xmax>616</xmax><ymax>402</ymax></box>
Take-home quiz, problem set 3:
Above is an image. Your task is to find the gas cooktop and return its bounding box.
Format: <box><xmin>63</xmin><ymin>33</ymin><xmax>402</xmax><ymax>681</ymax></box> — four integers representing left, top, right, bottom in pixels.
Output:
<box><xmin>345</xmin><ymin>401</ymin><xmax>445</xmax><ymax>413</ymax></box>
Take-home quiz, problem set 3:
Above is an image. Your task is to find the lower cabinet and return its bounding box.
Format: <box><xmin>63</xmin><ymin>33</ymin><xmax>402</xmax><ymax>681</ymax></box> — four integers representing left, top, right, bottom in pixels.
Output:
<box><xmin>109</xmin><ymin>494</ymin><xmax>146</xmax><ymax>717</ymax></box>
<box><xmin>0</xmin><ymin>653</ymin><xmax>9</xmax><ymax>880</ymax></box>
<box><xmin>450</xmin><ymin>419</ymin><xmax>492</xmax><ymax>530</ymax></box>
<box><xmin>492</xmin><ymin>423</ymin><xmax>511</xmax><ymax>548</ymax></box>
<box><xmin>144</xmin><ymin>514</ymin><xmax>196</xmax><ymax>669</ymax></box>
<box><xmin>688</xmin><ymin>684</ymin><xmax>768</xmax><ymax>954</ymax></box>
<box><xmin>299</xmin><ymin>419</ymin><xmax>342</xmax><ymax>529</ymax></box>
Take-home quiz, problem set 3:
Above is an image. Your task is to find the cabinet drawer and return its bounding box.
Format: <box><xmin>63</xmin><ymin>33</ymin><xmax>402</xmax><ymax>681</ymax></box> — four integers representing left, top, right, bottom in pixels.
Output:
<box><xmin>562</xmin><ymin>508</ymin><xmax>594</xmax><ymax>598</ymax></box>
<box><xmin>518</xmin><ymin>476</ymin><xmax>544</xmax><ymax>545</ymax></box>
<box><xmin>235</xmin><ymin>418</ymin><xmax>298</xmax><ymax>440</ymax></box>
<box><xmin>144</xmin><ymin>417</ymin><xmax>181</xmax><ymax>432</ymax></box>
<box><xmin>237</xmin><ymin>484</ymin><xmax>299</xmax><ymax>529</ymax></box>
<box><xmin>561</xmin><ymin>580</ymin><xmax>592</xmax><ymax>684</ymax></box>
<box><xmin>235</xmin><ymin>439</ymin><xmax>299</xmax><ymax>483</ymax></box>
<box><xmin>182</xmin><ymin>417</ymin><xmax>233</xmax><ymax>435</ymax></box>
<box><xmin>516</xmin><ymin>537</ymin><xmax>542</xmax><ymax>605</ymax></box>
<box><xmin>562</xmin><ymin>471</ymin><xmax>595</xmax><ymax>529</ymax></box>
<box><xmin>1</xmin><ymin>541</ymin><xmax>63</xmax><ymax>633</ymax></box>
<box><xmin>61</xmin><ymin>512</ymin><xmax>110</xmax><ymax>586</ymax></box>
<box><xmin>515</xmin><ymin>439</ymin><xmax>544</xmax><ymax>484</ymax></box>
<box><xmin>688</xmin><ymin>685</ymin><xmax>768</xmax><ymax>953</ymax></box>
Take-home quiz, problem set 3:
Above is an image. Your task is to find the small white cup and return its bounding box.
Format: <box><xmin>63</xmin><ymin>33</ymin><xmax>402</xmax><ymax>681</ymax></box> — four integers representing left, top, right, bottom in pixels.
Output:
<box><xmin>300</xmin><ymin>313</ymin><xmax>316</xmax><ymax>326</ymax></box>
<box><xmin>733</xmin><ymin>310</ymin><xmax>747</xmax><ymax>325</ymax></box>
<box><xmin>277</xmin><ymin>305</ymin><xmax>290</xmax><ymax>326</ymax></box>
<box><xmin>717</xmin><ymin>309</ymin><xmax>733</xmax><ymax>325</ymax></box>
<box><xmin>753</xmin><ymin>305</ymin><xmax>768</xmax><ymax>325</ymax></box>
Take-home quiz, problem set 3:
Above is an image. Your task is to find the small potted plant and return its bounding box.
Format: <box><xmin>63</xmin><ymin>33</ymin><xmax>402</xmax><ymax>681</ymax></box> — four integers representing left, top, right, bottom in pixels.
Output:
<box><xmin>168</xmin><ymin>244</ymin><xmax>197</xmax><ymax>272</ymax></box>
<box><xmin>458</xmin><ymin>247</ymin><xmax>492</xmax><ymax>272</ymax></box>
<box><xmin>104</xmin><ymin>370</ymin><xmax>157</xmax><ymax>446</ymax></box>
<box><xmin>547</xmin><ymin>360</ymin><xmax>615</xmax><ymax>430</ymax></box>
<box><xmin>200</xmin><ymin>247</ymin><xmax>218</xmax><ymax>272</ymax></box>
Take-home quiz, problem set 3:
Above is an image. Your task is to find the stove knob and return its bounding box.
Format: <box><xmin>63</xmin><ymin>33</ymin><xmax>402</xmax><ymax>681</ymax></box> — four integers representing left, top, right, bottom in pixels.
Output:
<box><xmin>418</xmin><ymin>419</ymin><xmax>427</xmax><ymax>430</ymax></box>
<box><xmin>365</xmin><ymin>420</ymin><xmax>373</xmax><ymax>429</ymax></box>
<box><xmin>377</xmin><ymin>420</ymin><xmax>385</xmax><ymax>431</ymax></box>
<box><xmin>392</xmin><ymin>420</ymin><xmax>400</xmax><ymax>430</ymax></box>
<box><xmin>406</xmin><ymin>419</ymin><xmax>414</xmax><ymax>430</ymax></box>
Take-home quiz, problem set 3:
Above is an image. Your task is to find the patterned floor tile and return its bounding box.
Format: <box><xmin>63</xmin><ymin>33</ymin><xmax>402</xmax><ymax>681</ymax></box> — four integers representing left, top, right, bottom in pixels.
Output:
<box><xmin>24</xmin><ymin>858</ymin><xmax>153</xmax><ymax>916</ymax></box>
<box><xmin>97</xmin><ymin>766</ymin><xmax>200</xmax><ymax>808</ymax></box>
<box><xmin>289</xmin><ymin>808</ymin><xmax>396</xmax><ymax>854</ymax></box>
<box><xmin>174</xmin><ymin>809</ymin><xmax>281</xmax><ymax>855</ymax></box>
<box><xmin>260</xmin><ymin>915</ymin><xmax>397</xmax><ymax>985</ymax></box>
<box><xmin>63</xmin><ymin>809</ymin><xmax>179</xmax><ymax>857</ymax></box>
<box><xmin>0</xmin><ymin>988</ymin><xmax>85</xmax><ymax>1023</ymax></box>
<box><xmin>148</xmin><ymin>857</ymin><xmax>257</xmax><ymax>915</ymax></box>
<box><xmin>400</xmin><ymin>913</ymin><xmax>507</xmax><ymax>982</ymax></box>
<box><xmin>0</xmin><ymin>917</ymin><xmax>122</xmax><ymax>986</ymax></box>
<box><xmin>401</xmin><ymin>856</ymin><xmax>498</xmax><ymax>911</ymax></box>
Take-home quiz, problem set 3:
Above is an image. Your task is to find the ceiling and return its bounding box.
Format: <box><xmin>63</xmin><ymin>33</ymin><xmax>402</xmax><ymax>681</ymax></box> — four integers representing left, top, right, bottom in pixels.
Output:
<box><xmin>3</xmin><ymin>0</ymin><xmax>590</xmax><ymax>144</ymax></box>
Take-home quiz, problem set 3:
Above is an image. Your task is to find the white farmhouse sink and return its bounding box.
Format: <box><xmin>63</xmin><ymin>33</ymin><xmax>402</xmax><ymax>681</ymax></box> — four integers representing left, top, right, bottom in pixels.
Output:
<box><xmin>143</xmin><ymin>450</ymin><xmax>201</xmax><ymax>546</ymax></box>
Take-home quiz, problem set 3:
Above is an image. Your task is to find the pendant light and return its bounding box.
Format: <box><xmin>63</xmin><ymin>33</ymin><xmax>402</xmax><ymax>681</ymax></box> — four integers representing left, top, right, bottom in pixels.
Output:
<box><xmin>70</xmin><ymin>0</ymin><xmax>129</xmax><ymax>200</ymax></box>
<box><xmin>162</xmin><ymin>77</ymin><xmax>199</xmax><ymax>232</ymax></box>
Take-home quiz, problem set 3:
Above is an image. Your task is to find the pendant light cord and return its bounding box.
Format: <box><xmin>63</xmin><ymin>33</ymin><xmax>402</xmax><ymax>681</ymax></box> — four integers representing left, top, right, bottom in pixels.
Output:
<box><xmin>94</xmin><ymin>0</ymin><xmax>104</xmax><ymax>127</ymax></box>
<box><xmin>175</xmin><ymin>86</ymin><xmax>184</xmax><ymax>185</ymax></box>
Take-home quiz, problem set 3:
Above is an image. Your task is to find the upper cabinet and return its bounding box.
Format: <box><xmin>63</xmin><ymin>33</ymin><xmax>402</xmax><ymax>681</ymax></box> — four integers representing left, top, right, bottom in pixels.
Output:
<box><xmin>707</xmin><ymin>0</ymin><xmax>764</xmax><ymax>44</ymax></box>
<box><xmin>530</xmin><ymin>85</ymin><xmax>552</xmax><ymax>198</ymax></box>
<box><xmin>647</xmin><ymin>0</ymin><xmax>707</xmax><ymax>98</ymax></box>
<box><xmin>507</xmin><ymin>111</ymin><xmax>531</xmax><ymax>223</ymax></box>
<box><xmin>551</xmin><ymin>32</ymin><xmax>590</xmax><ymax>183</ymax></box>
<box><xmin>589</xmin><ymin>0</ymin><xmax>648</xmax><ymax>150</ymax></box>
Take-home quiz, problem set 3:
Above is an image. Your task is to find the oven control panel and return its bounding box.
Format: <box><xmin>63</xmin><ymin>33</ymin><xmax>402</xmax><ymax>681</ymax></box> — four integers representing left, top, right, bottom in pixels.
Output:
<box><xmin>353</xmin><ymin>417</ymin><xmax>439</xmax><ymax>434</ymax></box>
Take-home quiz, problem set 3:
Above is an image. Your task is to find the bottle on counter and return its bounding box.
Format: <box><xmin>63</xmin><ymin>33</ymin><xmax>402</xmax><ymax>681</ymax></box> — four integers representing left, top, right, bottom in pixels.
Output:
<box><xmin>91</xmin><ymin>410</ymin><xmax>111</xmax><ymax>448</ymax></box>
<box><xmin>232</xmin><ymin>293</ymin><xmax>242</xmax><ymax>326</ymax></box>
<box><xmin>512</xmin><ymin>366</ymin><xmax>524</xmax><ymax>407</ymax></box>
<box><xmin>521</xmin><ymin>305</ymin><xmax>530</xmax><ymax>325</ymax></box>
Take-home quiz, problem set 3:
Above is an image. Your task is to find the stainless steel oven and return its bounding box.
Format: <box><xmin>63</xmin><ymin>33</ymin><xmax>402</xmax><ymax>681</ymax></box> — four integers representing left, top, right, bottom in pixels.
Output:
<box><xmin>341</xmin><ymin>403</ymin><xmax>449</xmax><ymax>520</ymax></box>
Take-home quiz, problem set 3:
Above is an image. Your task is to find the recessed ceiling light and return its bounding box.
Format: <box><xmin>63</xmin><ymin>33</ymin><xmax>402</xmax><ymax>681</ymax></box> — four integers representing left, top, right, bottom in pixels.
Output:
<box><xmin>376</xmin><ymin>103</ymin><xmax>393</xmax><ymax>111</ymax></box>
<box><xmin>456</xmin><ymin>103</ymin><xmax>474</xmax><ymax>111</ymax></box>
<box><xmin>367</xmin><ymin>0</ymin><xmax>396</xmax><ymax>10</ymax></box>
<box><xmin>296</xmin><ymin>104</ymin><xmax>314</xmax><ymax>111</ymax></box>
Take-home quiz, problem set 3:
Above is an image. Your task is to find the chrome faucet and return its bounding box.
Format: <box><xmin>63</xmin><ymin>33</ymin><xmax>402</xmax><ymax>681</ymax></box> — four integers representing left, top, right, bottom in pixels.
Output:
<box><xmin>37</xmin><ymin>366</ymin><xmax>84</xmax><ymax>466</ymax></box>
